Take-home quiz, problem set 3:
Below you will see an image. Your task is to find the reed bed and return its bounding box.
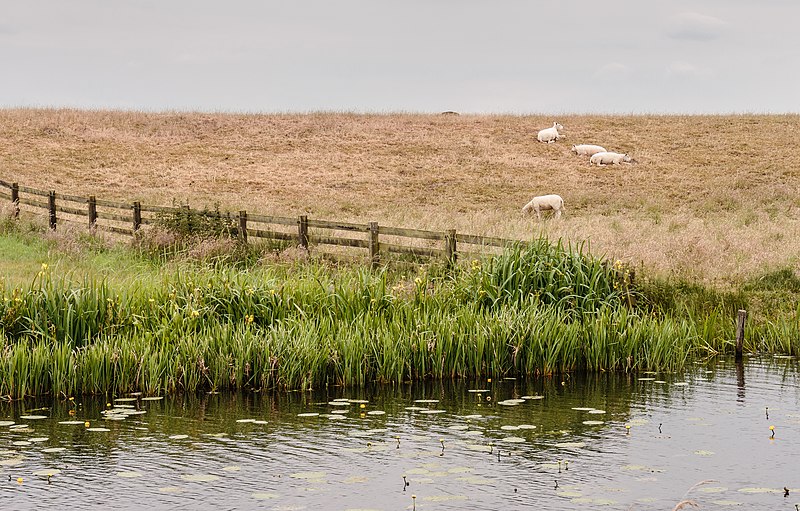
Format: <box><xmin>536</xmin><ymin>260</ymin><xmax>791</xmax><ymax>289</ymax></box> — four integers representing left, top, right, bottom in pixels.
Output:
<box><xmin>3</xmin><ymin>237</ymin><xmax>797</xmax><ymax>399</ymax></box>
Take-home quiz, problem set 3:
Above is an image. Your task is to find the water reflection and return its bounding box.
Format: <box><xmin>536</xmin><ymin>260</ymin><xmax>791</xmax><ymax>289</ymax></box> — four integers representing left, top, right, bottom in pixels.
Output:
<box><xmin>1</xmin><ymin>357</ymin><xmax>798</xmax><ymax>510</ymax></box>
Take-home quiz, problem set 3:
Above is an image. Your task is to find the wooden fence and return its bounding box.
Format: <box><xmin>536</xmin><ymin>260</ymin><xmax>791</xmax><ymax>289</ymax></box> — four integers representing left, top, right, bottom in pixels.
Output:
<box><xmin>0</xmin><ymin>180</ymin><xmax>523</xmax><ymax>267</ymax></box>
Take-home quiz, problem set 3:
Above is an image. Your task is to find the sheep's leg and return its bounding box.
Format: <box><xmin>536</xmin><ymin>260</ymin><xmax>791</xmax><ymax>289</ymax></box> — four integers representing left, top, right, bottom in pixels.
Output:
<box><xmin>555</xmin><ymin>209</ymin><xmax>562</xmax><ymax>219</ymax></box>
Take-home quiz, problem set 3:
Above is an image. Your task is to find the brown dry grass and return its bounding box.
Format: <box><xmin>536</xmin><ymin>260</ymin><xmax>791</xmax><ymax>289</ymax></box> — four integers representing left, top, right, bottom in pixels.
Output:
<box><xmin>2</xmin><ymin>108</ymin><xmax>799</xmax><ymax>286</ymax></box>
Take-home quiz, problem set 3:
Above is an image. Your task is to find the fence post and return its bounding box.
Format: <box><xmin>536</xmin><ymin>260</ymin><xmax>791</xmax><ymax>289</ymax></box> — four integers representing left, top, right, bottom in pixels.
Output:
<box><xmin>238</xmin><ymin>210</ymin><xmax>248</xmax><ymax>243</ymax></box>
<box><xmin>11</xmin><ymin>183</ymin><xmax>20</xmax><ymax>218</ymax></box>
<box><xmin>88</xmin><ymin>195</ymin><xmax>97</xmax><ymax>227</ymax></box>
<box><xmin>298</xmin><ymin>215</ymin><xmax>309</xmax><ymax>250</ymax></box>
<box><xmin>735</xmin><ymin>309</ymin><xmax>747</xmax><ymax>362</ymax></box>
<box><xmin>369</xmin><ymin>222</ymin><xmax>380</xmax><ymax>269</ymax></box>
<box><xmin>48</xmin><ymin>191</ymin><xmax>57</xmax><ymax>230</ymax></box>
<box><xmin>445</xmin><ymin>229</ymin><xmax>457</xmax><ymax>266</ymax></box>
<box><xmin>182</xmin><ymin>205</ymin><xmax>191</xmax><ymax>232</ymax></box>
<box><xmin>132</xmin><ymin>201</ymin><xmax>142</xmax><ymax>231</ymax></box>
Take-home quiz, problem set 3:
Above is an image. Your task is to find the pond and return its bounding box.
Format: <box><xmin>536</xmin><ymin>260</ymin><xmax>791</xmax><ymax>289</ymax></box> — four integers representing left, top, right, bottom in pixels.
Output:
<box><xmin>2</xmin><ymin>356</ymin><xmax>799</xmax><ymax>510</ymax></box>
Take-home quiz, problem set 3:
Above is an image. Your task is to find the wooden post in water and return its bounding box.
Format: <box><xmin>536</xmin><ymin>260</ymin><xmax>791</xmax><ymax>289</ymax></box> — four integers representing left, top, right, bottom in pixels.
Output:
<box><xmin>238</xmin><ymin>210</ymin><xmax>248</xmax><ymax>243</ymax></box>
<box><xmin>298</xmin><ymin>215</ymin><xmax>309</xmax><ymax>250</ymax></box>
<box><xmin>735</xmin><ymin>309</ymin><xmax>747</xmax><ymax>362</ymax></box>
<box><xmin>87</xmin><ymin>196</ymin><xmax>97</xmax><ymax>228</ymax></box>
<box><xmin>369</xmin><ymin>222</ymin><xmax>380</xmax><ymax>269</ymax></box>
<box><xmin>48</xmin><ymin>191</ymin><xmax>57</xmax><ymax>230</ymax></box>
<box><xmin>11</xmin><ymin>183</ymin><xmax>19</xmax><ymax>218</ymax></box>
<box><xmin>445</xmin><ymin>229</ymin><xmax>457</xmax><ymax>267</ymax></box>
<box><xmin>132</xmin><ymin>202</ymin><xmax>142</xmax><ymax>231</ymax></box>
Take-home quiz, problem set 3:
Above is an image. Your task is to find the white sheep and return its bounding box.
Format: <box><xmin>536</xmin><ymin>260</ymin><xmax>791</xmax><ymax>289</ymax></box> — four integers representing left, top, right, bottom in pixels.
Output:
<box><xmin>571</xmin><ymin>144</ymin><xmax>607</xmax><ymax>156</ymax></box>
<box><xmin>537</xmin><ymin>122</ymin><xmax>564</xmax><ymax>143</ymax></box>
<box><xmin>589</xmin><ymin>151</ymin><xmax>635</xmax><ymax>165</ymax></box>
<box><xmin>521</xmin><ymin>194</ymin><xmax>565</xmax><ymax>220</ymax></box>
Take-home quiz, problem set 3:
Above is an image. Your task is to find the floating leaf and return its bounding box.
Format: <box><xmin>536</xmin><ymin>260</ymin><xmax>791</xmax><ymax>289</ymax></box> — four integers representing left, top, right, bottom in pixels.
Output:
<box><xmin>236</xmin><ymin>419</ymin><xmax>256</xmax><ymax>423</ymax></box>
<box><xmin>366</xmin><ymin>411</ymin><xmax>385</xmax><ymax>416</ymax></box>
<box><xmin>87</xmin><ymin>428</ymin><xmax>111</xmax><ymax>432</ymax></box>
<box><xmin>297</xmin><ymin>413</ymin><xmax>320</xmax><ymax>417</ymax></box>
<box><xmin>42</xmin><ymin>447</ymin><xmax>66</xmax><ymax>453</ymax></box>
<box><xmin>114</xmin><ymin>398</ymin><xmax>138</xmax><ymax>402</ymax></box>
<box><xmin>587</xmin><ymin>410</ymin><xmax>606</xmax><ymax>414</ymax></box>
<box><xmin>181</xmin><ymin>474</ymin><xmax>220</xmax><ymax>482</ymax></box>
<box><xmin>501</xmin><ymin>436</ymin><xmax>525</xmax><ymax>443</ymax></box>
<box><xmin>638</xmin><ymin>378</ymin><xmax>656</xmax><ymax>381</ymax></box>
<box><xmin>418</xmin><ymin>410</ymin><xmax>446</xmax><ymax>414</ymax></box>
<box><xmin>58</xmin><ymin>420</ymin><xmax>86</xmax><ymax>425</ymax></box>
<box><xmin>517</xmin><ymin>424</ymin><xmax>537</xmax><ymax>430</ymax></box>
<box><xmin>12</xmin><ymin>441</ymin><xmax>32</xmax><ymax>446</ymax></box>
<box><xmin>448</xmin><ymin>425</ymin><xmax>470</xmax><ymax>431</ymax></box>
<box><xmin>251</xmin><ymin>492</ymin><xmax>279</xmax><ymax>500</ymax></box>
<box><xmin>169</xmin><ymin>434</ymin><xmax>189</xmax><ymax>440</ymax></box>
<box><xmin>521</xmin><ymin>395</ymin><xmax>544</xmax><ymax>400</ymax></box>
<box><xmin>0</xmin><ymin>456</ymin><xmax>25</xmax><ymax>466</ymax></box>
<box><xmin>500</xmin><ymin>425</ymin><xmax>520</xmax><ymax>431</ymax></box>
<box><xmin>737</xmin><ymin>487</ymin><xmax>779</xmax><ymax>494</ymax></box>
<box><xmin>0</xmin><ymin>421</ymin><xmax>15</xmax><ymax>427</ymax></box>
<box><xmin>33</xmin><ymin>469</ymin><xmax>61</xmax><ymax>477</ymax></box>
<box><xmin>555</xmin><ymin>442</ymin><xmax>585</xmax><ymax>449</ymax></box>
<box><xmin>697</xmin><ymin>487</ymin><xmax>728</xmax><ymax>493</ymax></box>
<box><xmin>141</xmin><ymin>397</ymin><xmax>164</xmax><ymax>401</ymax></box>
<box><xmin>498</xmin><ymin>399</ymin><xmax>525</xmax><ymax>406</ymax></box>
<box><xmin>467</xmin><ymin>389</ymin><xmax>490</xmax><ymax>393</ymax></box>
<box><xmin>414</xmin><ymin>399</ymin><xmax>439</xmax><ymax>404</ymax></box>
<box><xmin>582</xmin><ymin>420</ymin><xmax>605</xmax><ymax>426</ymax></box>
<box><xmin>694</xmin><ymin>450</ymin><xmax>715</xmax><ymax>456</ymax></box>
<box><xmin>571</xmin><ymin>407</ymin><xmax>594</xmax><ymax>411</ymax></box>
<box><xmin>19</xmin><ymin>415</ymin><xmax>47</xmax><ymax>420</ymax></box>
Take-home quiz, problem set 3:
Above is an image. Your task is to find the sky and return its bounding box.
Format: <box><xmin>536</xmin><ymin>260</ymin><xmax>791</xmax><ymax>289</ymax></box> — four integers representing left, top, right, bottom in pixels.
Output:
<box><xmin>2</xmin><ymin>1</ymin><xmax>799</xmax><ymax>114</ymax></box>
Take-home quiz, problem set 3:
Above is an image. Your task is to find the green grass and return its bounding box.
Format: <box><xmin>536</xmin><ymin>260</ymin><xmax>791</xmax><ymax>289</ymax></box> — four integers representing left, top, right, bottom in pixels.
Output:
<box><xmin>1</xmin><ymin>228</ymin><xmax>799</xmax><ymax>399</ymax></box>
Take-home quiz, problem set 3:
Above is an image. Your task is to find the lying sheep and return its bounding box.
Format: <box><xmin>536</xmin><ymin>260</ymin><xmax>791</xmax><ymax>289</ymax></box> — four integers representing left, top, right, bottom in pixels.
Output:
<box><xmin>521</xmin><ymin>194</ymin><xmax>565</xmax><ymax>220</ymax></box>
<box><xmin>589</xmin><ymin>151</ymin><xmax>635</xmax><ymax>165</ymax></box>
<box><xmin>571</xmin><ymin>144</ymin><xmax>607</xmax><ymax>156</ymax></box>
<box><xmin>537</xmin><ymin>122</ymin><xmax>564</xmax><ymax>143</ymax></box>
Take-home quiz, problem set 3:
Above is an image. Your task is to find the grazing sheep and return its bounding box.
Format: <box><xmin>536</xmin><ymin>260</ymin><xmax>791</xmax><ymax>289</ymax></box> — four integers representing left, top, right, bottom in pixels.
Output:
<box><xmin>521</xmin><ymin>194</ymin><xmax>565</xmax><ymax>220</ymax></box>
<box><xmin>589</xmin><ymin>151</ymin><xmax>635</xmax><ymax>165</ymax></box>
<box><xmin>537</xmin><ymin>122</ymin><xmax>564</xmax><ymax>143</ymax></box>
<box><xmin>571</xmin><ymin>144</ymin><xmax>607</xmax><ymax>156</ymax></box>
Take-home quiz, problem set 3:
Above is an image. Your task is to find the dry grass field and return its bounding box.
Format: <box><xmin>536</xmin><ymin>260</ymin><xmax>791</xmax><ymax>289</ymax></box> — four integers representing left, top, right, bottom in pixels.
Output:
<box><xmin>2</xmin><ymin>108</ymin><xmax>799</xmax><ymax>286</ymax></box>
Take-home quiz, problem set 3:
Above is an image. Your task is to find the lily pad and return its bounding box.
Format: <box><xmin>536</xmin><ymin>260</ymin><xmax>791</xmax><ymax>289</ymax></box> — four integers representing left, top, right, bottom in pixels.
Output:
<box><xmin>87</xmin><ymin>428</ymin><xmax>111</xmax><ymax>432</ymax></box>
<box><xmin>169</xmin><ymin>434</ymin><xmax>189</xmax><ymax>440</ymax></box>
<box><xmin>0</xmin><ymin>421</ymin><xmax>15</xmax><ymax>427</ymax></box>
<box><xmin>141</xmin><ymin>396</ymin><xmax>164</xmax><ymax>401</ymax></box>
<box><xmin>42</xmin><ymin>447</ymin><xmax>67</xmax><ymax>453</ymax></box>
<box><xmin>19</xmin><ymin>415</ymin><xmax>48</xmax><ymax>420</ymax></box>
<box><xmin>117</xmin><ymin>471</ymin><xmax>143</xmax><ymax>478</ymax></box>
<box><xmin>251</xmin><ymin>492</ymin><xmax>279</xmax><ymax>500</ymax></box>
<box><xmin>33</xmin><ymin>469</ymin><xmax>61</xmax><ymax>477</ymax></box>
<box><xmin>297</xmin><ymin>412</ymin><xmax>320</xmax><ymax>417</ymax></box>
<box><xmin>181</xmin><ymin>474</ymin><xmax>220</xmax><ymax>483</ymax></box>
<box><xmin>501</xmin><ymin>436</ymin><xmax>526</xmax><ymax>443</ymax></box>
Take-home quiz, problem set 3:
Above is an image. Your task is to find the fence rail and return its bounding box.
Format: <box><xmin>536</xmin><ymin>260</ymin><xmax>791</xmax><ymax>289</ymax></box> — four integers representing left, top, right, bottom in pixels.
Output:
<box><xmin>1</xmin><ymin>180</ymin><xmax>527</xmax><ymax>266</ymax></box>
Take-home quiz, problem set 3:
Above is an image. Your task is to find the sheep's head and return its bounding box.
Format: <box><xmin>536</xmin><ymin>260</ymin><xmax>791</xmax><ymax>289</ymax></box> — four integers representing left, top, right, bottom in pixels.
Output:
<box><xmin>554</xmin><ymin>122</ymin><xmax>564</xmax><ymax>131</ymax></box>
<box><xmin>622</xmin><ymin>154</ymin><xmax>633</xmax><ymax>163</ymax></box>
<box><xmin>570</xmin><ymin>145</ymin><xmax>577</xmax><ymax>153</ymax></box>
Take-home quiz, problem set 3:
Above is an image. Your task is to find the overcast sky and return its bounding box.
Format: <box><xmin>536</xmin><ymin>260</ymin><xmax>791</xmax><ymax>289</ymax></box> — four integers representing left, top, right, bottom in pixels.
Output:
<box><xmin>2</xmin><ymin>1</ymin><xmax>798</xmax><ymax>114</ymax></box>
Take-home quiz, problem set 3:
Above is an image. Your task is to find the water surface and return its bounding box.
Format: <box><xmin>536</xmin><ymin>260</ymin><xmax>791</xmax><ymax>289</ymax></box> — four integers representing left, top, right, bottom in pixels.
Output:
<box><xmin>2</xmin><ymin>357</ymin><xmax>799</xmax><ymax>510</ymax></box>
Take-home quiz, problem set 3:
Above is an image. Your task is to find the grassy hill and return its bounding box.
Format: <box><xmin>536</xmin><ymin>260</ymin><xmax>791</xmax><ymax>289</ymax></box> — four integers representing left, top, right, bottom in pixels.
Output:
<box><xmin>2</xmin><ymin>109</ymin><xmax>799</xmax><ymax>285</ymax></box>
